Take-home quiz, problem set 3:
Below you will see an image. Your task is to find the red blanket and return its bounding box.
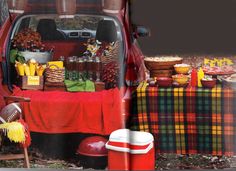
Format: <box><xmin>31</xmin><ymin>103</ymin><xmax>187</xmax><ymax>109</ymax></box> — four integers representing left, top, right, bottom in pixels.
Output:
<box><xmin>13</xmin><ymin>87</ymin><xmax>123</xmax><ymax>135</ymax></box>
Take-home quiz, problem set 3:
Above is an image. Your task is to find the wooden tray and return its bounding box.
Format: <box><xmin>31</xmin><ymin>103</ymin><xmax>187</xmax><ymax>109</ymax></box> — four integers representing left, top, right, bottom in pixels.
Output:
<box><xmin>44</xmin><ymin>82</ymin><xmax>66</xmax><ymax>91</ymax></box>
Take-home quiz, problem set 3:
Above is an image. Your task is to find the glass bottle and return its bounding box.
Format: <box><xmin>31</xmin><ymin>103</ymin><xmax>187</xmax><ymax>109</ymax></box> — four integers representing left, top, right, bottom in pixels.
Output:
<box><xmin>87</xmin><ymin>57</ymin><xmax>94</xmax><ymax>81</ymax></box>
<box><xmin>190</xmin><ymin>68</ymin><xmax>198</xmax><ymax>87</ymax></box>
<box><xmin>95</xmin><ymin>57</ymin><xmax>102</xmax><ymax>82</ymax></box>
<box><xmin>76</xmin><ymin>58</ymin><xmax>84</xmax><ymax>81</ymax></box>
<box><xmin>197</xmin><ymin>67</ymin><xmax>205</xmax><ymax>87</ymax></box>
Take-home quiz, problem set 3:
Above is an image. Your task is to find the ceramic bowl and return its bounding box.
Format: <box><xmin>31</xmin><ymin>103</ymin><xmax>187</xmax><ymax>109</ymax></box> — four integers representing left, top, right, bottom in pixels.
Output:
<box><xmin>156</xmin><ymin>77</ymin><xmax>173</xmax><ymax>87</ymax></box>
<box><xmin>172</xmin><ymin>74</ymin><xmax>189</xmax><ymax>85</ymax></box>
<box><xmin>201</xmin><ymin>79</ymin><xmax>217</xmax><ymax>88</ymax></box>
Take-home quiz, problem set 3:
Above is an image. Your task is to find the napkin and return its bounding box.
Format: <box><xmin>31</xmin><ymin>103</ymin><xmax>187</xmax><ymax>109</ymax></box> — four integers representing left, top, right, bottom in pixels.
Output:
<box><xmin>64</xmin><ymin>80</ymin><xmax>95</xmax><ymax>92</ymax></box>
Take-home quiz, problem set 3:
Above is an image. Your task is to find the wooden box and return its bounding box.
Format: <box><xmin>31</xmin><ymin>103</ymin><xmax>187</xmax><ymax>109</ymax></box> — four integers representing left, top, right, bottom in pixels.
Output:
<box><xmin>95</xmin><ymin>82</ymin><xmax>105</xmax><ymax>92</ymax></box>
<box><xmin>44</xmin><ymin>82</ymin><xmax>66</xmax><ymax>91</ymax></box>
<box><xmin>18</xmin><ymin>76</ymin><xmax>44</xmax><ymax>90</ymax></box>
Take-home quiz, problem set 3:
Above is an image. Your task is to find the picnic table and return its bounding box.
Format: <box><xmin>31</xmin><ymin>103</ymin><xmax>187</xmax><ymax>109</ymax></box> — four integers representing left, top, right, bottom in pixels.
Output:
<box><xmin>129</xmin><ymin>82</ymin><xmax>236</xmax><ymax>156</ymax></box>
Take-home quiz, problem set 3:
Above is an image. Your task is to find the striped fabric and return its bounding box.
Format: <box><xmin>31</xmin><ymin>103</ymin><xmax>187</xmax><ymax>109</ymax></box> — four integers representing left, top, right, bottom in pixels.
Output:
<box><xmin>129</xmin><ymin>82</ymin><xmax>236</xmax><ymax>156</ymax></box>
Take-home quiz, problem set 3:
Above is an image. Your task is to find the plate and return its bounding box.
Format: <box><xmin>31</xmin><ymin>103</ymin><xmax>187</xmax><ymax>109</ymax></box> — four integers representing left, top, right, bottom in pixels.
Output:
<box><xmin>204</xmin><ymin>70</ymin><xmax>236</xmax><ymax>76</ymax></box>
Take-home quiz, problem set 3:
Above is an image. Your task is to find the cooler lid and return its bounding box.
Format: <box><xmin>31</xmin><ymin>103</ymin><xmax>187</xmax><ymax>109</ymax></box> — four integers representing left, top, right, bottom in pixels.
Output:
<box><xmin>108</xmin><ymin>129</ymin><xmax>154</xmax><ymax>145</ymax></box>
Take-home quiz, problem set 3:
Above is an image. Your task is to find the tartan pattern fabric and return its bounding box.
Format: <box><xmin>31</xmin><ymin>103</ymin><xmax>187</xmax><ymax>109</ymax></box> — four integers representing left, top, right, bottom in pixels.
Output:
<box><xmin>129</xmin><ymin>82</ymin><xmax>236</xmax><ymax>156</ymax></box>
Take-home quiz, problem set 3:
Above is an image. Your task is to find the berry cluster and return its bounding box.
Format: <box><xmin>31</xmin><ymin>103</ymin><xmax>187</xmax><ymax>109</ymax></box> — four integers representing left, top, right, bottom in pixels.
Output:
<box><xmin>102</xmin><ymin>61</ymin><xmax>119</xmax><ymax>89</ymax></box>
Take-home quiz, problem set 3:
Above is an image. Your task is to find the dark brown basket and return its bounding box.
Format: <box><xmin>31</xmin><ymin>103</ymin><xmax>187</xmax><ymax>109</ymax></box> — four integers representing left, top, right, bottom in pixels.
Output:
<box><xmin>101</xmin><ymin>42</ymin><xmax>119</xmax><ymax>65</ymax></box>
<box><xmin>45</xmin><ymin>64</ymin><xmax>65</xmax><ymax>83</ymax></box>
<box><xmin>144</xmin><ymin>57</ymin><xmax>183</xmax><ymax>70</ymax></box>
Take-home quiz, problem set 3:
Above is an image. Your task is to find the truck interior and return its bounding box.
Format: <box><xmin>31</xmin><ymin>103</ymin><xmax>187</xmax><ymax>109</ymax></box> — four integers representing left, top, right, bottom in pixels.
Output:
<box><xmin>6</xmin><ymin>13</ymin><xmax>125</xmax><ymax>90</ymax></box>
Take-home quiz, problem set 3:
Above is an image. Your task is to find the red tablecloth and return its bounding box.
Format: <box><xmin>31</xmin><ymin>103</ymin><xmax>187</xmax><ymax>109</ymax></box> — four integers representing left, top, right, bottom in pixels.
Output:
<box><xmin>13</xmin><ymin>87</ymin><xmax>122</xmax><ymax>135</ymax></box>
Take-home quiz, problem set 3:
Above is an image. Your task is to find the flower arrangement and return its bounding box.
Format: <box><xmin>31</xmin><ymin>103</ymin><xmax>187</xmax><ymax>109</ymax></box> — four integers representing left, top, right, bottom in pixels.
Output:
<box><xmin>10</xmin><ymin>28</ymin><xmax>53</xmax><ymax>64</ymax></box>
<box><xmin>84</xmin><ymin>38</ymin><xmax>115</xmax><ymax>57</ymax></box>
<box><xmin>11</xmin><ymin>28</ymin><xmax>46</xmax><ymax>52</ymax></box>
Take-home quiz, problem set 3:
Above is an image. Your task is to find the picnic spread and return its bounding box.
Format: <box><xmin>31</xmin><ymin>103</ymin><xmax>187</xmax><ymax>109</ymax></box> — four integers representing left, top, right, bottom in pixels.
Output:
<box><xmin>6</xmin><ymin>17</ymin><xmax>236</xmax><ymax>161</ymax></box>
<box><xmin>7</xmin><ymin>28</ymin><xmax>123</xmax><ymax>136</ymax></box>
<box><xmin>128</xmin><ymin>56</ymin><xmax>236</xmax><ymax>156</ymax></box>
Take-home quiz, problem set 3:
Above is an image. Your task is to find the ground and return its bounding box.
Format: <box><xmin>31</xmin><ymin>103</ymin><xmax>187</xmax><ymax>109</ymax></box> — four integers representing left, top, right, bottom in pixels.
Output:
<box><xmin>1</xmin><ymin>144</ymin><xmax>236</xmax><ymax>170</ymax></box>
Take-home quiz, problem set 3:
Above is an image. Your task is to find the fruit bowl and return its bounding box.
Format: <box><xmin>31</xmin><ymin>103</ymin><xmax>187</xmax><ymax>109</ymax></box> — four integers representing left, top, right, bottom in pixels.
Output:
<box><xmin>156</xmin><ymin>77</ymin><xmax>173</xmax><ymax>87</ymax></box>
<box><xmin>172</xmin><ymin>74</ymin><xmax>189</xmax><ymax>85</ymax></box>
<box><xmin>174</xmin><ymin>64</ymin><xmax>191</xmax><ymax>74</ymax></box>
<box><xmin>201</xmin><ymin>78</ymin><xmax>217</xmax><ymax>88</ymax></box>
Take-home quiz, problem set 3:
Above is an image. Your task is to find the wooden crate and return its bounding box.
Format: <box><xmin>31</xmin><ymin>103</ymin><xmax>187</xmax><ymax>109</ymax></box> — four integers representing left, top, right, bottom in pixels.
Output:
<box><xmin>95</xmin><ymin>82</ymin><xmax>105</xmax><ymax>92</ymax></box>
<box><xmin>18</xmin><ymin>76</ymin><xmax>44</xmax><ymax>90</ymax></box>
<box><xmin>44</xmin><ymin>81</ymin><xmax>66</xmax><ymax>91</ymax></box>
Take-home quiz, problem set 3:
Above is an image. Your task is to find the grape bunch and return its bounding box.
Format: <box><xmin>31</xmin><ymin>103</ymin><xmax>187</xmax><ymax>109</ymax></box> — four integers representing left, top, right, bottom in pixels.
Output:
<box><xmin>11</xmin><ymin>28</ymin><xmax>46</xmax><ymax>52</ymax></box>
<box><xmin>102</xmin><ymin>61</ymin><xmax>119</xmax><ymax>89</ymax></box>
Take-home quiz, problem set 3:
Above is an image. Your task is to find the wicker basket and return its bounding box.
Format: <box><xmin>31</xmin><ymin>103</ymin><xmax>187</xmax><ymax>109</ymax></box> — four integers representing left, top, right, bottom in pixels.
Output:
<box><xmin>101</xmin><ymin>42</ymin><xmax>119</xmax><ymax>65</ymax></box>
<box><xmin>45</xmin><ymin>64</ymin><xmax>65</xmax><ymax>83</ymax></box>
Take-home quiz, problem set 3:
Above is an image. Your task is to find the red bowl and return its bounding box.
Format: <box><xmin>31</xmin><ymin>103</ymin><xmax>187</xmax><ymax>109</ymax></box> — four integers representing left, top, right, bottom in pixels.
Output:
<box><xmin>77</xmin><ymin>136</ymin><xmax>108</xmax><ymax>157</ymax></box>
<box><xmin>156</xmin><ymin>77</ymin><xmax>173</xmax><ymax>87</ymax></box>
<box><xmin>201</xmin><ymin>79</ymin><xmax>217</xmax><ymax>88</ymax></box>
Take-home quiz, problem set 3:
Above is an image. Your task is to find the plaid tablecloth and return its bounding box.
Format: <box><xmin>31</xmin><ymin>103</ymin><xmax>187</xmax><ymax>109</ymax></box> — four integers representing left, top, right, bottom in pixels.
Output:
<box><xmin>129</xmin><ymin>82</ymin><xmax>236</xmax><ymax>156</ymax></box>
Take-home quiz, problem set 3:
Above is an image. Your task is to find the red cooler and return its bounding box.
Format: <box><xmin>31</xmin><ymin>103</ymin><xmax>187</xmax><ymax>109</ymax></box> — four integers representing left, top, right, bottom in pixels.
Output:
<box><xmin>105</xmin><ymin>129</ymin><xmax>155</xmax><ymax>170</ymax></box>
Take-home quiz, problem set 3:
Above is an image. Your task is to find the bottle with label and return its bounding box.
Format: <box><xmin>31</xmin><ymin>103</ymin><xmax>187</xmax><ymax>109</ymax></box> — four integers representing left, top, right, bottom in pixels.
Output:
<box><xmin>197</xmin><ymin>67</ymin><xmax>205</xmax><ymax>87</ymax></box>
<box><xmin>95</xmin><ymin>57</ymin><xmax>102</xmax><ymax>82</ymax></box>
<box><xmin>190</xmin><ymin>68</ymin><xmax>198</xmax><ymax>87</ymax></box>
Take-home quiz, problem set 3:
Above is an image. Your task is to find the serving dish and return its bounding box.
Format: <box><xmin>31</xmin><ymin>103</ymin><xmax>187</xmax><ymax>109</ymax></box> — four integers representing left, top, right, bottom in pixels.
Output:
<box><xmin>174</xmin><ymin>64</ymin><xmax>190</xmax><ymax>74</ymax></box>
<box><xmin>156</xmin><ymin>77</ymin><xmax>173</xmax><ymax>87</ymax></box>
<box><xmin>201</xmin><ymin>78</ymin><xmax>217</xmax><ymax>88</ymax></box>
<box><xmin>144</xmin><ymin>56</ymin><xmax>183</xmax><ymax>70</ymax></box>
<box><xmin>222</xmin><ymin>74</ymin><xmax>236</xmax><ymax>90</ymax></box>
<box><xmin>172</xmin><ymin>74</ymin><xmax>189</xmax><ymax>85</ymax></box>
<box><xmin>20</xmin><ymin>51</ymin><xmax>52</xmax><ymax>64</ymax></box>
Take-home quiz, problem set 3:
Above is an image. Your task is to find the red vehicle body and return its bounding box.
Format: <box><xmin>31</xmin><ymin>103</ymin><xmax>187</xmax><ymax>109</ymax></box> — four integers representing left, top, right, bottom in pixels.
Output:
<box><xmin>0</xmin><ymin>0</ymin><xmax>147</xmax><ymax>122</ymax></box>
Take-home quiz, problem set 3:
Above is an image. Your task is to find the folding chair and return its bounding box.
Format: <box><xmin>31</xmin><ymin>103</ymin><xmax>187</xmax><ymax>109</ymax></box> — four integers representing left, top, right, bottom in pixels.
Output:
<box><xmin>0</xmin><ymin>96</ymin><xmax>30</xmax><ymax>168</ymax></box>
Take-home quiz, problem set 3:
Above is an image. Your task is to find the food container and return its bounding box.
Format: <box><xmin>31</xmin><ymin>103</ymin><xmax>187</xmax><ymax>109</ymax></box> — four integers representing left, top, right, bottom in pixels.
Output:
<box><xmin>174</xmin><ymin>64</ymin><xmax>190</xmax><ymax>74</ymax></box>
<box><xmin>222</xmin><ymin>74</ymin><xmax>236</xmax><ymax>89</ymax></box>
<box><xmin>156</xmin><ymin>77</ymin><xmax>173</xmax><ymax>88</ymax></box>
<box><xmin>172</xmin><ymin>74</ymin><xmax>189</xmax><ymax>85</ymax></box>
<box><xmin>20</xmin><ymin>51</ymin><xmax>52</xmax><ymax>64</ymax></box>
<box><xmin>147</xmin><ymin>78</ymin><xmax>157</xmax><ymax>87</ymax></box>
<box><xmin>76</xmin><ymin>136</ymin><xmax>108</xmax><ymax>169</ymax></box>
<box><xmin>106</xmin><ymin>129</ymin><xmax>155</xmax><ymax>170</ymax></box>
<box><xmin>144</xmin><ymin>57</ymin><xmax>183</xmax><ymax>70</ymax></box>
<box><xmin>201</xmin><ymin>78</ymin><xmax>217</xmax><ymax>88</ymax></box>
